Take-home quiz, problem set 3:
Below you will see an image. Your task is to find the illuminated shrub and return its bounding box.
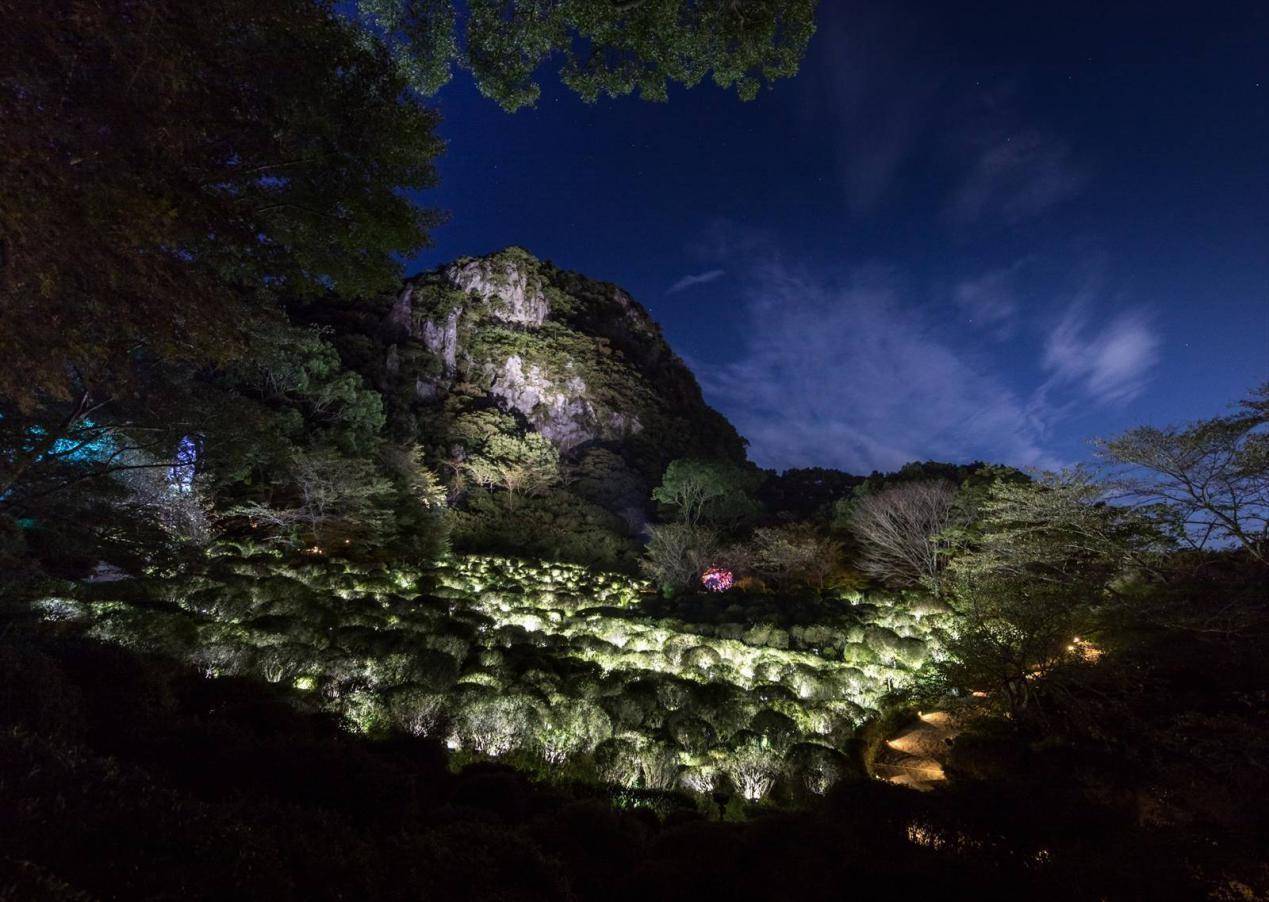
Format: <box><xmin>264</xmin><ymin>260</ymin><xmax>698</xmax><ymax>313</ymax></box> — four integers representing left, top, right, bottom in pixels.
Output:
<box><xmin>791</xmin><ymin>624</ymin><xmax>840</xmax><ymax>653</ymax></box>
<box><xmin>864</xmin><ymin>625</ymin><xmax>904</xmax><ymax>659</ymax></box>
<box><xmin>593</xmin><ymin>737</ymin><xmax>643</xmax><ymax>788</ymax></box>
<box><xmin>59</xmin><ymin>551</ymin><xmax>931</xmax><ymax>799</ymax></box>
<box><xmin>387</xmin><ymin>686</ymin><xmax>448</xmax><ymax>737</ymax></box>
<box><xmin>760</xmin><ymin>628</ymin><xmax>790</xmax><ymax>650</ymax></box>
<box><xmin>550</xmin><ymin>592</ymin><xmax>589</xmax><ymax>614</ymax></box>
<box><xmin>423</xmin><ymin>633</ymin><xmax>470</xmax><ymax>661</ymax></box>
<box><xmin>600</xmin><ymin>682</ymin><xmax>661</xmax><ymax>730</ymax></box>
<box><xmin>661</xmin><ymin>634</ymin><xmax>701</xmax><ymax>667</ymax></box>
<box><xmin>252</xmin><ymin>574</ymin><xmax>313</xmax><ymax>611</ymax></box>
<box><xmin>330</xmin><ymin>614</ymin><xmax>392</xmax><ymax>641</ymax></box>
<box><xmin>567</xmin><ymin>672</ymin><xmax>606</xmax><ymax>699</ymax></box>
<box><xmin>654</xmin><ymin>677</ymin><xmax>692</xmax><ymax>711</ymax></box>
<box><xmin>317</xmin><ymin>652</ymin><xmax>374</xmax><ymax>695</ymax></box>
<box><xmin>456</xmin><ymin>669</ymin><xmax>505</xmax><ymax>690</ymax></box>
<box><xmin>753</xmin><ymin>682</ymin><xmax>796</xmax><ymax>704</ymax></box>
<box><xmin>455</xmin><ymin>693</ymin><xmax>542</xmax><ymax>756</ymax></box>
<box><xmin>784</xmin><ymin>703</ymin><xmax>834</xmax><ymax>737</ymax></box>
<box><xmin>836</xmin><ymin>666</ymin><xmax>869</xmax><ymax>693</ymax></box>
<box><xmin>741</xmin><ymin>623</ymin><xmax>780</xmax><ymax>648</ymax></box>
<box><xmin>816</xmin><ymin>701</ymin><xmax>867</xmax><ymax>744</ymax></box>
<box><xmin>341</xmin><ymin>689</ymin><xmax>391</xmax><ymax>737</ymax></box>
<box><xmin>621</xmin><ymin>633</ymin><xmax>664</xmax><ymax>654</ymax></box>
<box><xmin>256</xmin><ymin>644</ymin><xmax>310</xmax><ymax>684</ymax></box>
<box><xmin>536</xmin><ymin>699</ymin><xmax>611</xmax><ymax>765</ymax></box>
<box><xmin>666</xmin><ymin>711</ymin><xmax>717</xmax><ymax>756</ymax></box>
<box><xmin>749</xmin><ymin>709</ymin><xmax>799</xmax><ymax>753</ymax></box>
<box><xmin>636</xmin><ymin>741</ymin><xmax>682</xmax><ymax>790</ymax></box>
<box><xmin>190</xmin><ymin>586</ymin><xmax>255</xmax><ymax>621</ymax></box>
<box><xmin>786</xmin><ymin>665</ymin><xmax>834</xmax><ymax>701</ymax></box>
<box><xmin>724</xmin><ymin>734</ymin><xmax>784</xmax><ymax>801</ymax></box>
<box><xmin>90</xmin><ymin>609</ymin><xmax>198</xmax><ymax>655</ymax></box>
<box><xmin>411</xmin><ymin>649</ymin><xmax>461</xmax><ymax>691</ymax></box>
<box><xmin>569</xmin><ymin>635</ymin><xmax>620</xmax><ymax>659</ymax></box>
<box><xmin>701</xmin><ymin>567</ymin><xmax>733</xmax><ymax>592</ymax></box>
<box><xmin>613</xmin><ymin>650</ymin><xmax>661</xmax><ymax>673</ymax></box>
<box><xmin>679</xmin><ymin>764</ymin><xmax>719</xmax><ymax>794</ymax></box>
<box><xmin>451</xmin><ymin>608</ymin><xmax>497</xmax><ymax>637</ymax></box>
<box><xmin>751</xmin><ymin>660</ymin><xmax>787</xmax><ymax>684</ymax></box>
<box><xmin>682</xmin><ymin>644</ymin><xmax>723</xmax><ymax>672</ymax></box>
<box><xmin>892</xmin><ymin>636</ymin><xmax>930</xmax><ymax>669</ymax></box>
<box><xmin>492</xmin><ymin>624</ymin><xmax>541</xmax><ymax>647</ymax></box>
<box><xmin>190</xmin><ymin>641</ymin><xmax>256</xmax><ymax>679</ymax></box>
<box><xmin>517</xmin><ymin>668</ymin><xmax>562</xmax><ymax>697</ymax></box>
<box><xmin>909</xmin><ymin>596</ymin><xmax>953</xmax><ymax>617</ymax></box>
<box><xmin>841</xmin><ymin>643</ymin><xmax>878</xmax><ymax>667</ymax></box>
<box><xmin>363</xmin><ymin>651</ymin><xmax>425</xmax><ymax>688</ymax></box>
<box><xmin>31</xmin><ymin>597</ymin><xmax>90</xmax><ymax>624</ymax></box>
<box><xmin>784</xmin><ymin>742</ymin><xmax>852</xmax><ymax>797</ymax></box>
<box><xmin>693</xmin><ymin>682</ymin><xmax>757</xmax><ymax>739</ymax></box>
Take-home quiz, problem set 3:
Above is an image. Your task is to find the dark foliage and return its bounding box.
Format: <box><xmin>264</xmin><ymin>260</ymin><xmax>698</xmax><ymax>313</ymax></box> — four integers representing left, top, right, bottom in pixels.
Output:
<box><xmin>758</xmin><ymin>467</ymin><xmax>864</xmax><ymax>523</ymax></box>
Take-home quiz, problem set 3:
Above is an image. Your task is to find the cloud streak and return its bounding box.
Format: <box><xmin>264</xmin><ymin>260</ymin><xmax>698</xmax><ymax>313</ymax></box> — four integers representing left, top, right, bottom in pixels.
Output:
<box><xmin>693</xmin><ymin>259</ymin><xmax>1059</xmax><ymax>473</ymax></box>
<box><xmin>1043</xmin><ymin>303</ymin><xmax>1161</xmax><ymax>405</ymax></box>
<box><xmin>667</xmin><ymin>268</ymin><xmax>726</xmax><ymax>294</ymax></box>
<box><xmin>953</xmin><ymin>260</ymin><xmax>1028</xmax><ymax>340</ymax></box>
<box><xmin>950</xmin><ymin>130</ymin><xmax>1086</xmax><ymax>224</ymax></box>
<box><xmin>689</xmin><ymin>242</ymin><xmax>1162</xmax><ymax>475</ymax></box>
<box><xmin>816</xmin><ymin>6</ymin><xmax>943</xmax><ymax>214</ymax></box>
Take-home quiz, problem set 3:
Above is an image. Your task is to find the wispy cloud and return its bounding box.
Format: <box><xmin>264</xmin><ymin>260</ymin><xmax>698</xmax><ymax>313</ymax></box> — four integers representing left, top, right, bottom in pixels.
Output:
<box><xmin>1043</xmin><ymin>303</ymin><xmax>1161</xmax><ymax>405</ymax></box>
<box><xmin>693</xmin><ymin>257</ymin><xmax>1059</xmax><ymax>473</ymax></box>
<box><xmin>685</xmin><ymin>231</ymin><xmax>1163</xmax><ymax>474</ymax></box>
<box><xmin>810</xmin><ymin>14</ymin><xmax>1085</xmax><ymax>226</ymax></box>
<box><xmin>950</xmin><ymin>129</ymin><xmax>1086</xmax><ymax>224</ymax></box>
<box><xmin>953</xmin><ymin>261</ymin><xmax>1027</xmax><ymax>340</ymax></box>
<box><xmin>815</xmin><ymin>6</ymin><xmax>943</xmax><ymax>214</ymax></box>
<box><xmin>667</xmin><ymin>268</ymin><xmax>726</xmax><ymax>294</ymax></box>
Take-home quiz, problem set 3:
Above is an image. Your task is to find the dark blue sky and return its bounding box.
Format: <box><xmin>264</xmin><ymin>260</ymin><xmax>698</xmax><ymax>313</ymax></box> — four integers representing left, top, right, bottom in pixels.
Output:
<box><xmin>409</xmin><ymin>0</ymin><xmax>1268</xmax><ymax>474</ymax></box>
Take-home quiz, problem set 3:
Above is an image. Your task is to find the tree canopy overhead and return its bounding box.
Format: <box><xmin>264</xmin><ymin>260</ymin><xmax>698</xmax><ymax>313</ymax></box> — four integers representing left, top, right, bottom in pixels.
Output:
<box><xmin>0</xmin><ymin>0</ymin><xmax>443</xmax><ymax>413</ymax></box>
<box><xmin>354</xmin><ymin>0</ymin><xmax>819</xmax><ymax>111</ymax></box>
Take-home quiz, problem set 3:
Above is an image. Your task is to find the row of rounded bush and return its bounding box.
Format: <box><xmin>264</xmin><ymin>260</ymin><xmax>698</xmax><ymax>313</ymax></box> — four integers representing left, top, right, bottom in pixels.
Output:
<box><xmin>36</xmin><ymin>549</ymin><xmax>944</xmax><ymax>802</ymax></box>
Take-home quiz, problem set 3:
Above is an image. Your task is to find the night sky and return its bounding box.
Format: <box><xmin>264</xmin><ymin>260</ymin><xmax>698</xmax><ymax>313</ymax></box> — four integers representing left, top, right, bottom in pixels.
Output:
<box><xmin>409</xmin><ymin>1</ymin><xmax>1268</xmax><ymax>474</ymax></box>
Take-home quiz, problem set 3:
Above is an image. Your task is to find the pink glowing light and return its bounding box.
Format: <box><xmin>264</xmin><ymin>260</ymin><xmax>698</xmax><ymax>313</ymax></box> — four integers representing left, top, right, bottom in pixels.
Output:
<box><xmin>701</xmin><ymin>567</ymin><xmax>733</xmax><ymax>592</ymax></box>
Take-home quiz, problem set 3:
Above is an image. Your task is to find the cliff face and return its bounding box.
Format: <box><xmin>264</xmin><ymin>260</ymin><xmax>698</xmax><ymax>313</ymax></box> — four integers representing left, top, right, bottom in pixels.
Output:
<box><xmin>377</xmin><ymin>246</ymin><xmax>746</xmax><ymax>471</ymax></box>
<box><xmin>292</xmin><ymin>247</ymin><xmax>745</xmax><ymax>567</ymax></box>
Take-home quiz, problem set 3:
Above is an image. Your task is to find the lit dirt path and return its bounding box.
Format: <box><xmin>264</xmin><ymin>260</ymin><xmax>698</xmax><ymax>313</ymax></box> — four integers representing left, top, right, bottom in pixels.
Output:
<box><xmin>872</xmin><ymin>709</ymin><xmax>962</xmax><ymax>792</ymax></box>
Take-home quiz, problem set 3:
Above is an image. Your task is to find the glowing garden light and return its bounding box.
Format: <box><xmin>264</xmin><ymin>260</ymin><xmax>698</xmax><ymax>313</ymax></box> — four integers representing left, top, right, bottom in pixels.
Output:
<box><xmin>168</xmin><ymin>434</ymin><xmax>200</xmax><ymax>492</ymax></box>
<box><xmin>701</xmin><ymin>567</ymin><xmax>733</xmax><ymax>592</ymax></box>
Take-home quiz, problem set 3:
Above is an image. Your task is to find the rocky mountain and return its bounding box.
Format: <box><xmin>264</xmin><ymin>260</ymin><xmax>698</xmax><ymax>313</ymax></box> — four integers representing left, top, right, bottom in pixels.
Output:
<box><xmin>400</xmin><ymin>247</ymin><xmax>743</xmax><ymax>461</ymax></box>
<box><xmin>296</xmin><ymin>247</ymin><xmax>747</xmax><ymax>567</ymax></box>
<box><xmin>310</xmin><ymin>246</ymin><xmax>744</xmax><ymax>469</ymax></box>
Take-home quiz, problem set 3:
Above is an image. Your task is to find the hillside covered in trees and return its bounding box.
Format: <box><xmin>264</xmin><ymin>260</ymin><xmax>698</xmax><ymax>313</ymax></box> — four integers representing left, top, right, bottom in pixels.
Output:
<box><xmin>4</xmin><ymin>1</ymin><xmax>1267</xmax><ymax>899</ymax></box>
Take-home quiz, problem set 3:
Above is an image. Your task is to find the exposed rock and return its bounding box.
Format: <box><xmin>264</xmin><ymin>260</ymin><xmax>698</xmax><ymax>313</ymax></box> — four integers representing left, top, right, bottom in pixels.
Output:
<box><xmin>490</xmin><ymin>356</ymin><xmax>592</xmax><ymax>450</ymax></box>
<box><xmin>484</xmin><ymin>355</ymin><xmax>646</xmax><ymax>451</ymax></box>
<box><xmin>420</xmin><ymin>307</ymin><xmax>461</xmax><ymax>377</ymax></box>
<box><xmin>445</xmin><ymin>255</ymin><xmax>548</xmax><ymax>327</ymax></box>
<box><xmin>385</xmin><ymin>285</ymin><xmax>415</xmax><ymax>338</ymax></box>
<box><xmin>315</xmin><ymin>247</ymin><xmax>746</xmax><ymax>482</ymax></box>
<box><xmin>414</xmin><ymin>377</ymin><xmax>439</xmax><ymax>401</ymax></box>
<box><xmin>606</xmin><ymin>411</ymin><xmax>641</xmax><ymax>436</ymax></box>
